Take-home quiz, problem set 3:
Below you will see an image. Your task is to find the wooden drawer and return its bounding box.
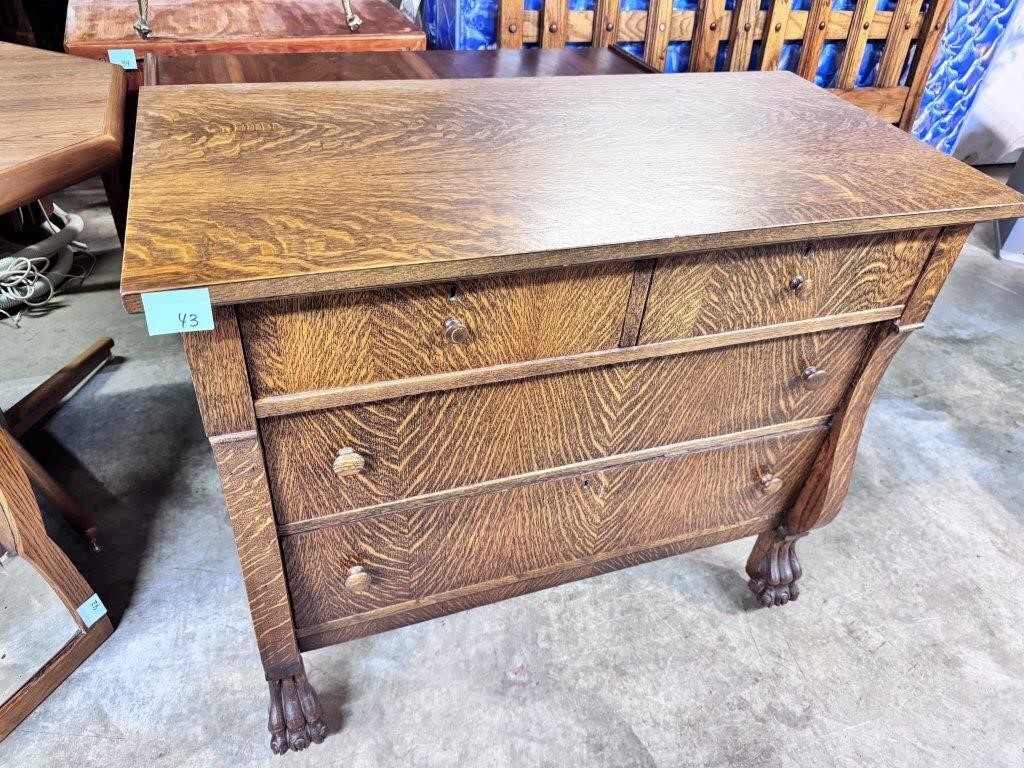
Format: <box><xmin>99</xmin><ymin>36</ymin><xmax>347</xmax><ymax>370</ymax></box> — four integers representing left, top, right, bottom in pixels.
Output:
<box><xmin>261</xmin><ymin>324</ymin><xmax>877</xmax><ymax>525</ymax></box>
<box><xmin>238</xmin><ymin>263</ymin><xmax>635</xmax><ymax>397</ymax></box>
<box><xmin>638</xmin><ymin>230</ymin><xmax>937</xmax><ymax>344</ymax></box>
<box><xmin>282</xmin><ymin>426</ymin><xmax>827</xmax><ymax>631</ymax></box>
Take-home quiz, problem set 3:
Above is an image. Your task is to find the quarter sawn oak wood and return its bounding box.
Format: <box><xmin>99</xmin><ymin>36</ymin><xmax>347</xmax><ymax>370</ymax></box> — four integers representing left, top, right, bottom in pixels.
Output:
<box><xmin>121</xmin><ymin>73</ymin><xmax>1014</xmax><ymax>754</ymax></box>
<box><xmin>120</xmin><ymin>74</ymin><xmax>1024</xmax><ymax>311</ymax></box>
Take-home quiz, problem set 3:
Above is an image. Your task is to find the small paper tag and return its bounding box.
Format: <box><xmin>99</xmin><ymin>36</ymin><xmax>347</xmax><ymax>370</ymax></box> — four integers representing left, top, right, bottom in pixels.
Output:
<box><xmin>141</xmin><ymin>288</ymin><xmax>215</xmax><ymax>336</ymax></box>
<box><xmin>77</xmin><ymin>594</ymin><xmax>107</xmax><ymax>628</ymax></box>
<box><xmin>107</xmin><ymin>48</ymin><xmax>138</xmax><ymax>70</ymax></box>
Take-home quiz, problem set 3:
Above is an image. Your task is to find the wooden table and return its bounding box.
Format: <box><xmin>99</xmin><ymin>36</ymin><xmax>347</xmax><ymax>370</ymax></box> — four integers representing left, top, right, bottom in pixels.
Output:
<box><xmin>65</xmin><ymin>0</ymin><xmax>426</xmax><ymax>89</ymax></box>
<box><xmin>0</xmin><ymin>42</ymin><xmax>120</xmax><ymax>738</ymax></box>
<box><xmin>146</xmin><ymin>47</ymin><xmax>650</xmax><ymax>85</ymax></box>
<box><xmin>121</xmin><ymin>73</ymin><xmax>1024</xmax><ymax>753</ymax></box>
<box><xmin>0</xmin><ymin>42</ymin><xmax>125</xmax><ymax>231</ymax></box>
<box><xmin>1</xmin><ymin>41</ymin><xmax>123</xmax><ymax>552</ymax></box>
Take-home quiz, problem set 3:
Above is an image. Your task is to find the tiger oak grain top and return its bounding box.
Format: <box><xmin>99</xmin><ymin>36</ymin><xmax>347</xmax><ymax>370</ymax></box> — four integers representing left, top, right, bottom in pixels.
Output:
<box><xmin>120</xmin><ymin>71</ymin><xmax>1024</xmax><ymax>311</ymax></box>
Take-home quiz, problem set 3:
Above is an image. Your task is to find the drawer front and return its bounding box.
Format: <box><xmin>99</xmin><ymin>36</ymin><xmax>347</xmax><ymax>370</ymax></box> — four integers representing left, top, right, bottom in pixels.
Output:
<box><xmin>638</xmin><ymin>230</ymin><xmax>936</xmax><ymax>344</ymax></box>
<box><xmin>239</xmin><ymin>263</ymin><xmax>635</xmax><ymax>397</ymax></box>
<box><xmin>282</xmin><ymin>427</ymin><xmax>827</xmax><ymax>630</ymax></box>
<box><xmin>261</xmin><ymin>324</ymin><xmax>876</xmax><ymax>524</ymax></box>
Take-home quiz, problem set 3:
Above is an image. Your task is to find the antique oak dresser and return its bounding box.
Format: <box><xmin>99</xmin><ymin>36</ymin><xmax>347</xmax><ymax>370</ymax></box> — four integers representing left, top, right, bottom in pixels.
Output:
<box><xmin>120</xmin><ymin>73</ymin><xmax>1024</xmax><ymax>753</ymax></box>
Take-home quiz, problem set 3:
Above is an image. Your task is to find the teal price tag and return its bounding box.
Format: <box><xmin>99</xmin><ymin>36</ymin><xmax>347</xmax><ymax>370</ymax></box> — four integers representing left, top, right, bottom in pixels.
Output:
<box><xmin>77</xmin><ymin>594</ymin><xmax>107</xmax><ymax>628</ymax></box>
<box><xmin>141</xmin><ymin>288</ymin><xmax>215</xmax><ymax>336</ymax></box>
<box><xmin>107</xmin><ymin>48</ymin><xmax>138</xmax><ymax>70</ymax></box>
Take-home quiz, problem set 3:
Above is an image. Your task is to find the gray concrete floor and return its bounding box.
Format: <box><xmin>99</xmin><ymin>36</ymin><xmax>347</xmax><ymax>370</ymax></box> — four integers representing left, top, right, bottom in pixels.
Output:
<box><xmin>1</xmin><ymin>177</ymin><xmax>1023</xmax><ymax>768</ymax></box>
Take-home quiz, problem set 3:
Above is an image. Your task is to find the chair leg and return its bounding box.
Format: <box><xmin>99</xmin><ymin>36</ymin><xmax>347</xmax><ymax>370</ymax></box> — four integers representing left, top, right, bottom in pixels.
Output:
<box><xmin>4</xmin><ymin>337</ymin><xmax>114</xmax><ymax>438</ymax></box>
<box><xmin>101</xmin><ymin>169</ymin><xmax>128</xmax><ymax>246</ymax></box>
<box><xmin>9</xmin><ymin>437</ymin><xmax>101</xmax><ymax>552</ymax></box>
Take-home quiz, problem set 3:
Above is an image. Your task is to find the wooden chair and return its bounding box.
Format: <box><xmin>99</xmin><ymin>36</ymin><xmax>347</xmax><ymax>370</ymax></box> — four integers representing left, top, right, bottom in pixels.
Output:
<box><xmin>497</xmin><ymin>0</ymin><xmax>952</xmax><ymax>130</ymax></box>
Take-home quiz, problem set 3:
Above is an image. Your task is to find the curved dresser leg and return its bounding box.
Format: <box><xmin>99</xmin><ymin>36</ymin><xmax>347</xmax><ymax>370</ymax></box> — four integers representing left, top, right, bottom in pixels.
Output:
<box><xmin>745</xmin><ymin>320</ymin><xmax>916</xmax><ymax>608</ymax></box>
<box><xmin>268</xmin><ymin>668</ymin><xmax>327</xmax><ymax>755</ymax></box>
<box><xmin>746</xmin><ymin>525</ymin><xmax>807</xmax><ymax>607</ymax></box>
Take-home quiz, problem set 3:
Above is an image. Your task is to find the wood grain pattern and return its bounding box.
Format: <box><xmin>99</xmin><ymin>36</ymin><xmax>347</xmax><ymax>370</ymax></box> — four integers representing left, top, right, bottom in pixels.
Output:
<box><xmin>279</xmin><ymin>418</ymin><xmax>831</xmax><ymax>535</ymax></box>
<box><xmin>726</xmin><ymin>0</ymin><xmax>760</xmax><ymax>71</ymax></box>
<box><xmin>181</xmin><ymin>306</ymin><xmax>257</xmax><ymax>436</ymax></box>
<box><xmin>834</xmin><ymin>0</ymin><xmax>878</xmax><ymax>90</ymax></box>
<box><xmin>759</xmin><ymin>0</ymin><xmax>792</xmax><ymax>70</ymax></box>
<box><xmin>211</xmin><ymin>436</ymin><xmax>303</xmax><ymax>681</ymax></box>
<box><xmin>282</xmin><ymin>426</ymin><xmax>827</xmax><ymax>630</ymax></box>
<box><xmin>64</xmin><ymin>0</ymin><xmax>424</xmax><ymax>58</ymax></box>
<box><xmin>0</xmin><ymin>428</ymin><xmax>112</xmax><ymax>740</ymax></box>
<box><xmin>540</xmin><ymin>0</ymin><xmax>570</xmax><ymax>48</ymax></box>
<box><xmin>121</xmin><ymin>74</ymin><xmax>1024</xmax><ymax>311</ymax></box>
<box><xmin>619</xmin><ymin>260</ymin><xmax>657</xmax><ymax>347</ymax></box>
<box><xmin>899</xmin><ymin>0</ymin><xmax>953</xmax><ymax>130</ymax></box>
<box><xmin>688</xmin><ymin>0</ymin><xmax>726</xmax><ymax>72</ymax></box>
<box><xmin>643</xmin><ymin>0</ymin><xmax>673</xmax><ymax>71</ymax></box>
<box><xmin>149</xmin><ymin>48</ymin><xmax>648</xmax><ymax>85</ymax></box>
<box><xmin>786</xmin><ymin>322</ymin><xmax>909</xmax><ymax>533</ymax></box>
<box><xmin>638</xmin><ymin>230</ymin><xmax>936</xmax><ymax>344</ymax></box>
<box><xmin>875</xmin><ymin>0</ymin><xmax>922</xmax><ymax>88</ymax></box>
<box><xmin>592</xmin><ymin>0</ymin><xmax>622</xmax><ymax>46</ymax></box>
<box><xmin>507</xmin><ymin>7</ymin><xmax>921</xmax><ymax>46</ymax></box>
<box><xmin>298</xmin><ymin>516</ymin><xmax>771</xmax><ymax>648</ymax></box>
<box><xmin>900</xmin><ymin>224</ymin><xmax>972</xmax><ymax>325</ymax></box>
<box><xmin>253</xmin><ymin>306</ymin><xmax>901</xmax><ymax>418</ymax></box>
<box><xmin>0</xmin><ymin>430</ymin><xmax>94</xmax><ymax>615</ymax></box>
<box><xmin>830</xmin><ymin>86</ymin><xmax>908</xmax><ymax>123</ymax></box>
<box><xmin>240</xmin><ymin>263</ymin><xmax>633</xmax><ymax>397</ymax></box>
<box><xmin>796</xmin><ymin>0</ymin><xmax>832</xmax><ymax>80</ymax></box>
<box><xmin>0</xmin><ymin>41</ymin><xmax>124</xmax><ymax>212</ymax></box>
<box><xmin>499</xmin><ymin>0</ymin><xmax>526</xmax><ymax>48</ymax></box>
<box><xmin>260</xmin><ymin>325</ymin><xmax>876</xmax><ymax>524</ymax></box>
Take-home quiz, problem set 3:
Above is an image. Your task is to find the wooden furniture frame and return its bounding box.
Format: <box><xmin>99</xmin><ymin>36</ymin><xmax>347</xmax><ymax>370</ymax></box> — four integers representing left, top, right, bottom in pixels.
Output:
<box><xmin>498</xmin><ymin>0</ymin><xmax>953</xmax><ymax>128</ymax></box>
<box><xmin>1</xmin><ymin>42</ymin><xmax>126</xmax><ymax>550</ymax></box>
<box><xmin>0</xmin><ymin>429</ymin><xmax>113</xmax><ymax>741</ymax></box>
<box><xmin>64</xmin><ymin>0</ymin><xmax>427</xmax><ymax>91</ymax></box>
<box><xmin>0</xmin><ymin>41</ymin><xmax>127</xmax><ymax>240</ymax></box>
<box><xmin>121</xmin><ymin>73</ymin><xmax>1024</xmax><ymax>753</ymax></box>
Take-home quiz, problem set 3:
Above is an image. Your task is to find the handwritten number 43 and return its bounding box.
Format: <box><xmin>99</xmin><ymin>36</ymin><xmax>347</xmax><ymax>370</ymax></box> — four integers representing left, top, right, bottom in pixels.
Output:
<box><xmin>178</xmin><ymin>312</ymin><xmax>200</xmax><ymax>329</ymax></box>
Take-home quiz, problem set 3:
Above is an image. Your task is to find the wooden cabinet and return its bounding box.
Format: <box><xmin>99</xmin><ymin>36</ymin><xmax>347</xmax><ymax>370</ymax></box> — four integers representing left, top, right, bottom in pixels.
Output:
<box><xmin>120</xmin><ymin>74</ymin><xmax>1024</xmax><ymax>753</ymax></box>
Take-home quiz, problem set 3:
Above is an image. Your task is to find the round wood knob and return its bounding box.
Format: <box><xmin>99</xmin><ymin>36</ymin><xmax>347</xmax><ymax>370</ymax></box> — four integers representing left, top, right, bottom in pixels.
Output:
<box><xmin>344</xmin><ymin>566</ymin><xmax>372</xmax><ymax>592</ymax></box>
<box><xmin>789</xmin><ymin>275</ymin><xmax>809</xmax><ymax>295</ymax></box>
<box><xmin>443</xmin><ymin>317</ymin><xmax>469</xmax><ymax>344</ymax></box>
<box><xmin>332</xmin><ymin>447</ymin><xmax>365</xmax><ymax>478</ymax></box>
<box><xmin>759</xmin><ymin>473</ymin><xmax>784</xmax><ymax>496</ymax></box>
<box><xmin>801</xmin><ymin>366</ymin><xmax>829</xmax><ymax>391</ymax></box>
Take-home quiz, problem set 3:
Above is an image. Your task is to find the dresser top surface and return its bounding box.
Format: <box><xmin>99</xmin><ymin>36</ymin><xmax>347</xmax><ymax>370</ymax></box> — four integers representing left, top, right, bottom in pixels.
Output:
<box><xmin>120</xmin><ymin>72</ymin><xmax>1024</xmax><ymax>311</ymax></box>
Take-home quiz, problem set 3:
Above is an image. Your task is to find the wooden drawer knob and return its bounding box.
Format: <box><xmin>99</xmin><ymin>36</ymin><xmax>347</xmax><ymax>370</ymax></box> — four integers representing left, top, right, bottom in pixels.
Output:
<box><xmin>801</xmin><ymin>366</ymin><xmax>828</xmax><ymax>391</ymax></box>
<box><xmin>332</xmin><ymin>447</ymin><xmax>365</xmax><ymax>478</ymax></box>
<box><xmin>759</xmin><ymin>473</ymin><xmax>783</xmax><ymax>496</ymax></box>
<box><xmin>344</xmin><ymin>565</ymin><xmax>372</xmax><ymax>592</ymax></box>
<box><xmin>789</xmin><ymin>275</ymin><xmax>809</xmax><ymax>295</ymax></box>
<box><xmin>443</xmin><ymin>317</ymin><xmax>468</xmax><ymax>344</ymax></box>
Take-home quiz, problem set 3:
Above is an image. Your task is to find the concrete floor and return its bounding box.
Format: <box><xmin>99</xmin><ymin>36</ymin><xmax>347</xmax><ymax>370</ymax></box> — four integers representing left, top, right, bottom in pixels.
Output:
<box><xmin>1</xmin><ymin>177</ymin><xmax>1023</xmax><ymax>768</ymax></box>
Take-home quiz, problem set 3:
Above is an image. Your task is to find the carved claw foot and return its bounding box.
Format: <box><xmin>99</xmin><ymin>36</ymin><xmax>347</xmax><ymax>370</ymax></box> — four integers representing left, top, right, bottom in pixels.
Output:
<box><xmin>746</xmin><ymin>526</ymin><xmax>807</xmax><ymax>607</ymax></box>
<box><xmin>268</xmin><ymin>671</ymin><xmax>327</xmax><ymax>754</ymax></box>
